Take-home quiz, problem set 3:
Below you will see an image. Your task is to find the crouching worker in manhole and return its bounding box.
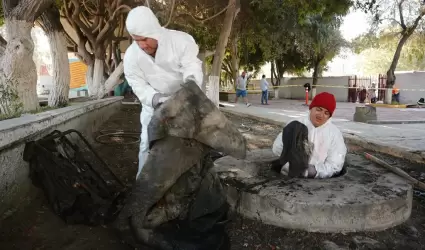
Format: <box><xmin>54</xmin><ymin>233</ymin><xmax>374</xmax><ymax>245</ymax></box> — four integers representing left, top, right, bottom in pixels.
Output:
<box><xmin>116</xmin><ymin>6</ymin><xmax>247</xmax><ymax>250</ymax></box>
<box><xmin>271</xmin><ymin>92</ymin><xmax>347</xmax><ymax>178</ymax></box>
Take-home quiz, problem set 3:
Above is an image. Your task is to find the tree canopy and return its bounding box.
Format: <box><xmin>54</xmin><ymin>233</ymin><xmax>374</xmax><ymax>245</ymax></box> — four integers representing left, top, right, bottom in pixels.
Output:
<box><xmin>0</xmin><ymin>0</ymin><xmax>358</xmax><ymax>118</ymax></box>
<box><xmin>354</xmin><ymin>0</ymin><xmax>425</xmax><ymax>96</ymax></box>
<box><xmin>353</xmin><ymin>27</ymin><xmax>425</xmax><ymax>74</ymax></box>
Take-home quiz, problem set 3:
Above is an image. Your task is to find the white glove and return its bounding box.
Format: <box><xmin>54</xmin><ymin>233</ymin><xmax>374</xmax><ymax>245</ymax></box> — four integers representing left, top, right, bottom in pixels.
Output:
<box><xmin>152</xmin><ymin>93</ymin><xmax>171</xmax><ymax>108</ymax></box>
<box><xmin>158</xmin><ymin>96</ymin><xmax>170</xmax><ymax>104</ymax></box>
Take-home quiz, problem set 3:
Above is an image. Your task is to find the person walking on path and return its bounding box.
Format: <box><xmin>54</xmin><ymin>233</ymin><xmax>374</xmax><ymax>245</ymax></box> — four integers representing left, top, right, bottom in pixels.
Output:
<box><xmin>260</xmin><ymin>74</ymin><xmax>269</xmax><ymax>105</ymax></box>
<box><xmin>234</xmin><ymin>71</ymin><xmax>251</xmax><ymax>107</ymax></box>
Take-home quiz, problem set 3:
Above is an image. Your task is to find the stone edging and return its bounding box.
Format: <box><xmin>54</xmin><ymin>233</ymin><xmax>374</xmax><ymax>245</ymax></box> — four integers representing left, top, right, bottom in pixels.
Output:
<box><xmin>0</xmin><ymin>97</ymin><xmax>123</xmax><ymax>151</ymax></box>
<box><xmin>220</xmin><ymin>108</ymin><xmax>425</xmax><ymax>164</ymax></box>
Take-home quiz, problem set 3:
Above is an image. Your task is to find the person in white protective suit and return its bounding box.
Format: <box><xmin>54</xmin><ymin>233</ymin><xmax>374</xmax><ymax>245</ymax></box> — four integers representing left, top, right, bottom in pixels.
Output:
<box><xmin>272</xmin><ymin>92</ymin><xmax>347</xmax><ymax>178</ymax></box>
<box><xmin>123</xmin><ymin>6</ymin><xmax>203</xmax><ymax>179</ymax></box>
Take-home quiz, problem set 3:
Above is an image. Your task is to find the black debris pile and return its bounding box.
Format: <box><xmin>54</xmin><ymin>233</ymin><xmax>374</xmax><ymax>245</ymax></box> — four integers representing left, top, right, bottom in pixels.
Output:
<box><xmin>23</xmin><ymin>129</ymin><xmax>126</xmax><ymax>226</ymax></box>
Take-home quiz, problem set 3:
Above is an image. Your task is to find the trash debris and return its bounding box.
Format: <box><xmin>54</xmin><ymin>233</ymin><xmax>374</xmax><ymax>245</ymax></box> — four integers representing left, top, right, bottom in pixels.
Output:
<box><xmin>23</xmin><ymin>129</ymin><xmax>126</xmax><ymax>226</ymax></box>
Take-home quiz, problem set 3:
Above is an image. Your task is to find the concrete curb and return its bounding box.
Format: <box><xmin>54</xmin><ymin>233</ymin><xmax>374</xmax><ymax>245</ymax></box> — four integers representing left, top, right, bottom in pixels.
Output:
<box><xmin>214</xmin><ymin>150</ymin><xmax>413</xmax><ymax>233</ymax></box>
<box><xmin>367</xmin><ymin>120</ymin><xmax>425</xmax><ymax>124</ymax></box>
<box><xmin>369</xmin><ymin>104</ymin><xmax>407</xmax><ymax>108</ymax></box>
<box><xmin>221</xmin><ymin>108</ymin><xmax>425</xmax><ymax>164</ymax></box>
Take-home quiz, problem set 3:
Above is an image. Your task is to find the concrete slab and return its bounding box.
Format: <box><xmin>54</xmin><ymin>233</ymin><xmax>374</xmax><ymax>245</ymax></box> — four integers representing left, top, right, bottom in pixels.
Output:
<box><xmin>213</xmin><ymin>149</ymin><xmax>413</xmax><ymax>233</ymax></box>
<box><xmin>220</xmin><ymin>103</ymin><xmax>425</xmax><ymax>163</ymax></box>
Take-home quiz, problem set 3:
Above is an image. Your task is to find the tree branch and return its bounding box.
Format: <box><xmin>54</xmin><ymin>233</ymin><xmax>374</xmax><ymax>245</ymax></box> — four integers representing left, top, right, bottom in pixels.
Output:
<box><xmin>96</xmin><ymin>4</ymin><xmax>131</xmax><ymax>44</ymax></box>
<box><xmin>175</xmin><ymin>1</ymin><xmax>235</xmax><ymax>24</ymax></box>
<box><xmin>37</xmin><ymin>4</ymin><xmax>63</xmax><ymax>33</ymax></box>
<box><xmin>0</xmin><ymin>34</ymin><xmax>7</xmax><ymax>56</ymax></box>
<box><xmin>398</xmin><ymin>0</ymin><xmax>407</xmax><ymax>30</ymax></box>
<box><xmin>164</xmin><ymin>0</ymin><xmax>176</xmax><ymax>27</ymax></box>
<box><xmin>68</xmin><ymin>0</ymin><xmax>97</xmax><ymax>44</ymax></box>
<box><xmin>411</xmin><ymin>8</ymin><xmax>425</xmax><ymax>33</ymax></box>
<box><xmin>8</xmin><ymin>0</ymin><xmax>53</xmax><ymax>22</ymax></box>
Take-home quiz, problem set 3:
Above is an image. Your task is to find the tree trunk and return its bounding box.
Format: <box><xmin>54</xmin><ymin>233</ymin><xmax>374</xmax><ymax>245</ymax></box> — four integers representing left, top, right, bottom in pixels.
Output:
<box><xmin>385</xmin><ymin>32</ymin><xmax>411</xmax><ymax>104</ymax></box>
<box><xmin>0</xmin><ymin>19</ymin><xmax>38</xmax><ymax>116</ymax></box>
<box><xmin>230</xmin><ymin>34</ymin><xmax>239</xmax><ymax>88</ymax></box>
<box><xmin>384</xmin><ymin>9</ymin><xmax>425</xmax><ymax>103</ymax></box>
<box><xmin>198</xmin><ymin>50</ymin><xmax>208</xmax><ymax>93</ymax></box>
<box><xmin>0</xmin><ymin>0</ymin><xmax>53</xmax><ymax>117</ymax></box>
<box><xmin>271</xmin><ymin>60</ymin><xmax>280</xmax><ymax>86</ymax></box>
<box><xmin>312</xmin><ymin>61</ymin><xmax>319</xmax><ymax>88</ymax></box>
<box><xmin>39</xmin><ymin>5</ymin><xmax>70</xmax><ymax>107</ymax></box>
<box><xmin>311</xmin><ymin>61</ymin><xmax>321</xmax><ymax>99</ymax></box>
<box><xmin>86</xmin><ymin>62</ymin><xmax>95</xmax><ymax>95</ymax></box>
<box><xmin>92</xmin><ymin>58</ymin><xmax>105</xmax><ymax>98</ymax></box>
<box><xmin>99</xmin><ymin>61</ymin><xmax>124</xmax><ymax>99</ymax></box>
<box><xmin>86</xmin><ymin>58</ymin><xmax>106</xmax><ymax>97</ymax></box>
<box><xmin>208</xmin><ymin>0</ymin><xmax>240</xmax><ymax>106</ymax></box>
<box><xmin>47</xmin><ymin>31</ymin><xmax>70</xmax><ymax>106</ymax></box>
<box><xmin>386</xmin><ymin>33</ymin><xmax>410</xmax><ymax>86</ymax></box>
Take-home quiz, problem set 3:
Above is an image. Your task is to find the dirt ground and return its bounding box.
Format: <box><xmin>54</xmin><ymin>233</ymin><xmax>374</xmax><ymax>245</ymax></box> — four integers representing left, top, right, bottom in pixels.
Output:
<box><xmin>1</xmin><ymin>104</ymin><xmax>425</xmax><ymax>250</ymax></box>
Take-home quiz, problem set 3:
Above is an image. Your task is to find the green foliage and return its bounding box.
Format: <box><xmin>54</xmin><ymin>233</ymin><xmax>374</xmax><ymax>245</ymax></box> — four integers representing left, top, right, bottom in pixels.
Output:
<box><xmin>234</xmin><ymin>0</ymin><xmax>351</xmax><ymax>79</ymax></box>
<box><xmin>353</xmin><ymin>27</ymin><xmax>425</xmax><ymax>74</ymax></box>
<box><xmin>0</xmin><ymin>1</ymin><xmax>4</xmax><ymax>26</ymax></box>
<box><xmin>238</xmin><ymin>41</ymin><xmax>266</xmax><ymax>73</ymax></box>
<box><xmin>0</xmin><ymin>83</ymin><xmax>24</xmax><ymax>120</ymax></box>
<box><xmin>155</xmin><ymin>0</ymin><xmax>352</xmax><ymax>81</ymax></box>
<box><xmin>297</xmin><ymin>14</ymin><xmax>347</xmax><ymax>78</ymax></box>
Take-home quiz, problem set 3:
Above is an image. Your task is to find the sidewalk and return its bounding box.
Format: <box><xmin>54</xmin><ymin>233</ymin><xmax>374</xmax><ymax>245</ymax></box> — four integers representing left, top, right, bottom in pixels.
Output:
<box><xmin>237</xmin><ymin>98</ymin><xmax>425</xmax><ymax>121</ymax></box>
<box><xmin>220</xmin><ymin>100</ymin><xmax>425</xmax><ymax>163</ymax></box>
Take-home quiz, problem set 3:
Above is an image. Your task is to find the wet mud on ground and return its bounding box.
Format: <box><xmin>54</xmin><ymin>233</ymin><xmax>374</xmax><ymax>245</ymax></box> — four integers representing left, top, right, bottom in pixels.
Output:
<box><xmin>1</xmin><ymin>105</ymin><xmax>425</xmax><ymax>250</ymax></box>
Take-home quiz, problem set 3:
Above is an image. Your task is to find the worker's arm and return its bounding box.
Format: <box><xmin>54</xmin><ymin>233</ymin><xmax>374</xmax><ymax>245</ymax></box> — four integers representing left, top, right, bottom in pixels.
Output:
<box><xmin>180</xmin><ymin>36</ymin><xmax>203</xmax><ymax>87</ymax></box>
<box><xmin>313</xmin><ymin>130</ymin><xmax>347</xmax><ymax>178</ymax></box>
<box><xmin>124</xmin><ymin>48</ymin><xmax>166</xmax><ymax>108</ymax></box>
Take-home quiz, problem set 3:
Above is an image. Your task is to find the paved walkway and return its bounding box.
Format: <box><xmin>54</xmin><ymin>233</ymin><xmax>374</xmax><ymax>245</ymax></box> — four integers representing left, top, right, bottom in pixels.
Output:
<box><xmin>235</xmin><ymin>98</ymin><xmax>425</xmax><ymax>121</ymax></box>
<box><xmin>220</xmin><ymin>99</ymin><xmax>425</xmax><ymax>163</ymax></box>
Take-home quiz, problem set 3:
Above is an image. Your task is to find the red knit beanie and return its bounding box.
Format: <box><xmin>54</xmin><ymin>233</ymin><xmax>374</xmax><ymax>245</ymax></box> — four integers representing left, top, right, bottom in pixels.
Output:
<box><xmin>309</xmin><ymin>92</ymin><xmax>336</xmax><ymax>116</ymax></box>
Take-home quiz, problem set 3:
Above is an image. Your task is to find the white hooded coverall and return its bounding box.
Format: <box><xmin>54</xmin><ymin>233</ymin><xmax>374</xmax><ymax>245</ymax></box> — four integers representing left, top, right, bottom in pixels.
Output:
<box><xmin>124</xmin><ymin>7</ymin><xmax>203</xmax><ymax>179</ymax></box>
<box><xmin>272</xmin><ymin>115</ymin><xmax>347</xmax><ymax>178</ymax></box>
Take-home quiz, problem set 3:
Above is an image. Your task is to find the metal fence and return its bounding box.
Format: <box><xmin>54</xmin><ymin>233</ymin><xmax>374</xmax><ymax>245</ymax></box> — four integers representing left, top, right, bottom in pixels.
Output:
<box><xmin>347</xmin><ymin>74</ymin><xmax>387</xmax><ymax>103</ymax></box>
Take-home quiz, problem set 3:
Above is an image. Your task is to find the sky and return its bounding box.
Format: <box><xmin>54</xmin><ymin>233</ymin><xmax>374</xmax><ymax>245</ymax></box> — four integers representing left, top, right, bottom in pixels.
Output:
<box><xmin>340</xmin><ymin>9</ymin><xmax>370</xmax><ymax>41</ymax></box>
<box><xmin>324</xmin><ymin>9</ymin><xmax>370</xmax><ymax>76</ymax></box>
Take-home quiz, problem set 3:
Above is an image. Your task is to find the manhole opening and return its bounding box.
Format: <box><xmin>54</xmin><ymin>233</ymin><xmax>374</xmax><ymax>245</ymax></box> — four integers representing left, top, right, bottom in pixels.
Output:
<box><xmin>256</xmin><ymin>161</ymin><xmax>348</xmax><ymax>179</ymax></box>
<box><xmin>331</xmin><ymin>166</ymin><xmax>347</xmax><ymax>178</ymax></box>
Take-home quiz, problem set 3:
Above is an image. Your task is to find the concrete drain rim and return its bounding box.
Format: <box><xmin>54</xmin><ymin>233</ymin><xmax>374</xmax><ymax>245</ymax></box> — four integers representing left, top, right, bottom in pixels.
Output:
<box><xmin>212</xmin><ymin>149</ymin><xmax>413</xmax><ymax>233</ymax></box>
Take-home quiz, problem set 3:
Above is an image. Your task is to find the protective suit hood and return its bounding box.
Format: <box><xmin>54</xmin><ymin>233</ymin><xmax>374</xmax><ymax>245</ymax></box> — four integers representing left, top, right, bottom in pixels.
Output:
<box><xmin>126</xmin><ymin>6</ymin><xmax>163</xmax><ymax>40</ymax></box>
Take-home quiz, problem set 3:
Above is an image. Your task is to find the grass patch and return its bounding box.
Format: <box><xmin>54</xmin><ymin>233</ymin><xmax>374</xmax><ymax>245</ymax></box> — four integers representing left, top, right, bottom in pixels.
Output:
<box><xmin>0</xmin><ymin>113</ymin><xmax>21</xmax><ymax>121</ymax></box>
